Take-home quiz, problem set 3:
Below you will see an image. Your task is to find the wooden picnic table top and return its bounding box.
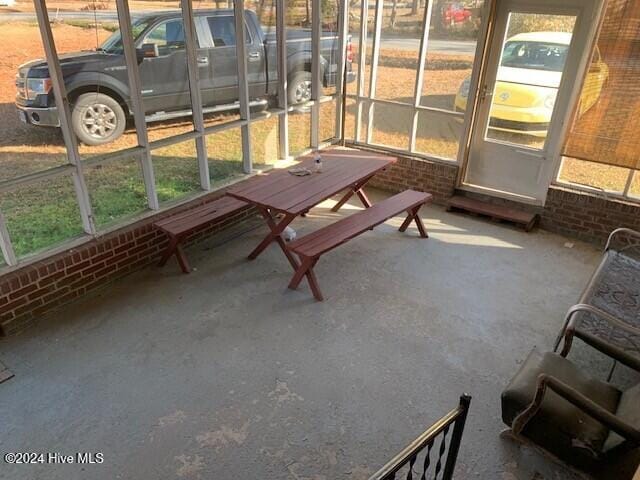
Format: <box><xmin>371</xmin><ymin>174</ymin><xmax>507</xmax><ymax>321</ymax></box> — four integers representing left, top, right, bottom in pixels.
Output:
<box><xmin>227</xmin><ymin>149</ymin><xmax>396</xmax><ymax>215</ymax></box>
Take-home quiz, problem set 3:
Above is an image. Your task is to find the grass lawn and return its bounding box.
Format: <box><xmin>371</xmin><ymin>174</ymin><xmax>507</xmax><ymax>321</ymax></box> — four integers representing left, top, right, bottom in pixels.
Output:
<box><xmin>0</xmin><ymin>112</ymin><xmax>315</xmax><ymax>258</ymax></box>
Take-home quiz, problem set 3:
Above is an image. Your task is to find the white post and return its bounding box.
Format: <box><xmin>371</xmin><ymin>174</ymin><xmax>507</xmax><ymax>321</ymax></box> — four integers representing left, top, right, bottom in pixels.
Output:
<box><xmin>181</xmin><ymin>0</ymin><xmax>211</xmax><ymax>190</ymax></box>
<box><xmin>0</xmin><ymin>210</ymin><xmax>17</xmax><ymax>266</ymax></box>
<box><xmin>354</xmin><ymin>0</ymin><xmax>369</xmax><ymax>142</ymax></box>
<box><xmin>276</xmin><ymin>0</ymin><xmax>290</xmax><ymax>160</ymax></box>
<box><xmin>366</xmin><ymin>0</ymin><xmax>383</xmax><ymax>144</ymax></box>
<box><xmin>115</xmin><ymin>0</ymin><xmax>159</xmax><ymax>209</ymax></box>
<box><xmin>311</xmin><ymin>0</ymin><xmax>322</xmax><ymax>149</ymax></box>
<box><xmin>33</xmin><ymin>0</ymin><xmax>96</xmax><ymax>234</ymax></box>
<box><xmin>334</xmin><ymin>0</ymin><xmax>350</xmax><ymax>140</ymax></box>
<box><xmin>409</xmin><ymin>0</ymin><xmax>433</xmax><ymax>152</ymax></box>
<box><xmin>233</xmin><ymin>0</ymin><xmax>253</xmax><ymax>173</ymax></box>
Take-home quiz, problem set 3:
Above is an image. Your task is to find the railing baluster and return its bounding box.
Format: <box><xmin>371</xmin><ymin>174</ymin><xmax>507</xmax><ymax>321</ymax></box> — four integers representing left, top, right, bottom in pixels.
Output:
<box><xmin>433</xmin><ymin>424</ymin><xmax>450</xmax><ymax>480</ymax></box>
<box><xmin>406</xmin><ymin>453</ymin><xmax>417</xmax><ymax>480</ymax></box>
<box><xmin>368</xmin><ymin>395</ymin><xmax>471</xmax><ymax>480</ymax></box>
<box><xmin>420</xmin><ymin>440</ymin><xmax>434</xmax><ymax>480</ymax></box>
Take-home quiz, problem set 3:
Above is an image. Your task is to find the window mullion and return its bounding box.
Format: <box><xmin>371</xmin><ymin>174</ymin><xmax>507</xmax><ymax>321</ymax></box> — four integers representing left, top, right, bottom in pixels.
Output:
<box><xmin>410</xmin><ymin>0</ymin><xmax>434</xmax><ymax>152</ymax></box>
<box><xmin>33</xmin><ymin>0</ymin><xmax>96</xmax><ymax>234</ymax></box>
<box><xmin>180</xmin><ymin>0</ymin><xmax>210</xmax><ymax>190</ymax></box>
<box><xmin>115</xmin><ymin>0</ymin><xmax>160</xmax><ymax>209</ymax></box>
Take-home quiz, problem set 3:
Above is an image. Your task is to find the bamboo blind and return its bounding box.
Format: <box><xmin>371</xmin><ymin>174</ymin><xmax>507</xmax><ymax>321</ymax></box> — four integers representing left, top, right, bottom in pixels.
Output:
<box><xmin>562</xmin><ymin>0</ymin><xmax>640</xmax><ymax>170</ymax></box>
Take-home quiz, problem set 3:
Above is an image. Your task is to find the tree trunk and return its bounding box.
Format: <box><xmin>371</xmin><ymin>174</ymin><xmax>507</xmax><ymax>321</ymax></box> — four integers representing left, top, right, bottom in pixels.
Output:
<box><xmin>390</xmin><ymin>0</ymin><xmax>398</xmax><ymax>30</ymax></box>
<box><xmin>411</xmin><ymin>0</ymin><xmax>419</xmax><ymax>15</ymax></box>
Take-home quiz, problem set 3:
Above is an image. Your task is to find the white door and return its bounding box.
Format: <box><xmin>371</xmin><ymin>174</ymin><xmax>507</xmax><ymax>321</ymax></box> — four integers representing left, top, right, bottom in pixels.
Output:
<box><xmin>462</xmin><ymin>0</ymin><xmax>601</xmax><ymax>204</ymax></box>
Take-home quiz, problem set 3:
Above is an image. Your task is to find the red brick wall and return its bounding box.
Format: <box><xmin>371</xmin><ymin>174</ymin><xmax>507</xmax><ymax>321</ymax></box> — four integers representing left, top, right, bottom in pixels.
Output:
<box><xmin>365</xmin><ymin>153</ymin><xmax>459</xmax><ymax>204</ymax></box>
<box><xmin>351</xmin><ymin>146</ymin><xmax>640</xmax><ymax>244</ymax></box>
<box><xmin>2</xmin><ymin>150</ymin><xmax>639</xmax><ymax>336</ymax></box>
<box><xmin>542</xmin><ymin>186</ymin><xmax>640</xmax><ymax>244</ymax></box>
<box><xmin>0</xmin><ymin>194</ymin><xmax>255</xmax><ymax>336</ymax></box>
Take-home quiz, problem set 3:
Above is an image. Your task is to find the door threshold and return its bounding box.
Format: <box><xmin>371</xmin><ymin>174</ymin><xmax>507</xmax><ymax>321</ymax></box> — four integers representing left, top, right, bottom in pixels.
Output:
<box><xmin>447</xmin><ymin>194</ymin><xmax>540</xmax><ymax>232</ymax></box>
<box><xmin>459</xmin><ymin>183</ymin><xmax>544</xmax><ymax>206</ymax></box>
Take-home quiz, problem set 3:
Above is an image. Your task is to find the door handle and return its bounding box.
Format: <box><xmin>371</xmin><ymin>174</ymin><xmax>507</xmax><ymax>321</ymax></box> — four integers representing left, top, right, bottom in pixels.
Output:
<box><xmin>248</xmin><ymin>51</ymin><xmax>261</xmax><ymax>61</ymax></box>
<box><xmin>480</xmin><ymin>84</ymin><xmax>493</xmax><ymax>102</ymax></box>
<box><xmin>197</xmin><ymin>56</ymin><xmax>209</xmax><ymax>66</ymax></box>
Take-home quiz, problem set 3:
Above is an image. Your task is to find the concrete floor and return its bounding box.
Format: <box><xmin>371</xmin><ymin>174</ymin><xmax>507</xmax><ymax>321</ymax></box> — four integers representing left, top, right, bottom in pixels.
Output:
<box><xmin>0</xmin><ymin>189</ymin><xmax>617</xmax><ymax>480</ymax></box>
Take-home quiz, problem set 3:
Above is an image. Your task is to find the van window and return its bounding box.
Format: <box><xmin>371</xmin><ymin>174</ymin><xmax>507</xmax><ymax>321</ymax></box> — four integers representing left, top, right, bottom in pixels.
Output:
<box><xmin>143</xmin><ymin>19</ymin><xmax>187</xmax><ymax>55</ymax></box>
<box><xmin>206</xmin><ymin>16</ymin><xmax>251</xmax><ymax>47</ymax></box>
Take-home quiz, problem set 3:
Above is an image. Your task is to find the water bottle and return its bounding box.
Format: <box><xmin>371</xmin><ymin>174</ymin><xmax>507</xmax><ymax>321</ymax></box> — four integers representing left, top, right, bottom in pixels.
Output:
<box><xmin>313</xmin><ymin>150</ymin><xmax>323</xmax><ymax>173</ymax></box>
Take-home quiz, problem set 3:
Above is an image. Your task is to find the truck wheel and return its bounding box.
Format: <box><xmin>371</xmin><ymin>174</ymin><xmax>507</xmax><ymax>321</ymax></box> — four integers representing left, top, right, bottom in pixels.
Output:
<box><xmin>72</xmin><ymin>92</ymin><xmax>126</xmax><ymax>146</ymax></box>
<box><xmin>288</xmin><ymin>70</ymin><xmax>313</xmax><ymax>105</ymax></box>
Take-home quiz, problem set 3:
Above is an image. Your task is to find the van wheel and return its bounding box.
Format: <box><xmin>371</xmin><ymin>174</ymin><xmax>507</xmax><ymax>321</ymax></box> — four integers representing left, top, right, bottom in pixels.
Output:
<box><xmin>288</xmin><ymin>70</ymin><xmax>313</xmax><ymax>105</ymax></box>
<box><xmin>72</xmin><ymin>92</ymin><xmax>126</xmax><ymax>146</ymax></box>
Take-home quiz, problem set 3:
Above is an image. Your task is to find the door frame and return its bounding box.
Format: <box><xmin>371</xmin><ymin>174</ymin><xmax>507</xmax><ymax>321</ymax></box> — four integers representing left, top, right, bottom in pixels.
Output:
<box><xmin>456</xmin><ymin>0</ymin><xmax>606</xmax><ymax>206</ymax></box>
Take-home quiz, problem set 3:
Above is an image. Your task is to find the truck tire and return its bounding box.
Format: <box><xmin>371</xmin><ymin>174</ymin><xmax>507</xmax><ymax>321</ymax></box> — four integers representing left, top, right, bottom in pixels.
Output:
<box><xmin>288</xmin><ymin>70</ymin><xmax>313</xmax><ymax>105</ymax></box>
<box><xmin>71</xmin><ymin>92</ymin><xmax>126</xmax><ymax>146</ymax></box>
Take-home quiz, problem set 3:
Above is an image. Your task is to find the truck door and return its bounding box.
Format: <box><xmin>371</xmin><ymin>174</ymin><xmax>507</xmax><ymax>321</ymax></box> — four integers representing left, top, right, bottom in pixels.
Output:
<box><xmin>199</xmin><ymin>14</ymin><xmax>266</xmax><ymax>107</ymax></box>
<box><xmin>137</xmin><ymin>19</ymin><xmax>192</xmax><ymax>114</ymax></box>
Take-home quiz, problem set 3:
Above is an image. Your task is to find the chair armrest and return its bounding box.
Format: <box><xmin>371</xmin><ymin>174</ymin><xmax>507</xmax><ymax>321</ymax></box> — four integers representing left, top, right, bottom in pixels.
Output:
<box><xmin>605</xmin><ymin>228</ymin><xmax>640</xmax><ymax>258</ymax></box>
<box><xmin>560</xmin><ymin>304</ymin><xmax>640</xmax><ymax>373</ymax></box>
<box><xmin>512</xmin><ymin>374</ymin><xmax>640</xmax><ymax>446</ymax></box>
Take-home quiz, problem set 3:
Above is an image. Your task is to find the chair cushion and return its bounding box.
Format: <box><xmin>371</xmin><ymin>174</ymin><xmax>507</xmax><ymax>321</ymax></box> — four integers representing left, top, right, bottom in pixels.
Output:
<box><xmin>502</xmin><ymin>349</ymin><xmax>621</xmax><ymax>468</ymax></box>
<box><xmin>604</xmin><ymin>383</ymin><xmax>640</xmax><ymax>451</ymax></box>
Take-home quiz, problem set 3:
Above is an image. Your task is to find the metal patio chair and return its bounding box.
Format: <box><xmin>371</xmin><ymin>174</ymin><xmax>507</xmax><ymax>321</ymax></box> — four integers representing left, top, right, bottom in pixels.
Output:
<box><xmin>554</xmin><ymin>228</ymin><xmax>640</xmax><ymax>378</ymax></box>
<box><xmin>502</xmin><ymin>347</ymin><xmax>640</xmax><ymax>473</ymax></box>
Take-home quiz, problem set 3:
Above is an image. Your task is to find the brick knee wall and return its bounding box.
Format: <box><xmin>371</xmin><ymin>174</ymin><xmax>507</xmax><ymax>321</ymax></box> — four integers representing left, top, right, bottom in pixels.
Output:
<box><xmin>351</xmin><ymin>146</ymin><xmax>640</xmax><ymax>244</ymax></box>
<box><xmin>2</xmin><ymin>148</ymin><xmax>639</xmax><ymax>336</ymax></box>
<box><xmin>347</xmin><ymin>147</ymin><xmax>459</xmax><ymax>204</ymax></box>
<box><xmin>0</xmin><ymin>194</ymin><xmax>257</xmax><ymax>336</ymax></box>
<box><xmin>542</xmin><ymin>186</ymin><xmax>640</xmax><ymax>244</ymax></box>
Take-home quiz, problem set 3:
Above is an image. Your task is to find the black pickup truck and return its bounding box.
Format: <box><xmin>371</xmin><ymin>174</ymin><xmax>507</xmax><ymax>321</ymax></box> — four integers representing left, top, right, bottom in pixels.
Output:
<box><xmin>15</xmin><ymin>9</ymin><xmax>354</xmax><ymax>145</ymax></box>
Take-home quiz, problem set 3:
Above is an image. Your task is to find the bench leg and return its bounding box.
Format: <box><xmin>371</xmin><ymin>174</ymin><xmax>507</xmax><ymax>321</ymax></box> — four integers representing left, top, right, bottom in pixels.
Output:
<box><xmin>158</xmin><ymin>235</ymin><xmax>192</xmax><ymax>273</ymax></box>
<box><xmin>175</xmin><ymin>244</ymin><xmax>191</xmax><ymax>274</ymax></box>
<box><xmin>288</xmin><ymin>257</ymin><xmax>324</xmax><ymax>301</ymax></box>
<box><xmin>158</xmin><ymin>235</ymin><xmax>178</xmax><ymax>267</ymax></box>
<box><xmin>399</xmin><ymin>205</ymin><xmax>428</xmax><ymax>238</ymax></box>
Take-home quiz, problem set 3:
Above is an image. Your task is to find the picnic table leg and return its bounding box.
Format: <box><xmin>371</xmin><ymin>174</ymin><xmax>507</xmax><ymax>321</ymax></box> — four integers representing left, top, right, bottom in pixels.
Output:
<box><xmin>248</xmin><ymin>208</ymin><xmax>299</xmax><ymax>269</ymax></box>
<box><xmin>332</xmin><ymin>177</ymin><xmax>374</xmax><ymax>212</ymax></box>
<box><xmin>399</xmin><ymin>205</ymin><xmax>428</xmax><ymax>238</ymax></box>
<box><xmin>355</xmin><ymin>188</ymin><xmax>372</xmax><ymax>208</ymax></box>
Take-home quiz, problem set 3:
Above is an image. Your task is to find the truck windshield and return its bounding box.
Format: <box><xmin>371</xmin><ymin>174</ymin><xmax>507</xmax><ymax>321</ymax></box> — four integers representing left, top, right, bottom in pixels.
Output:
<box><xmin>99</xmin><ymin>18</ymin><xmax>151</xmax><ymax>54</ymax></box>
<box><xmin>500</xmin><ymin>41</ymin><xmax>569</xmax><ymax>72</ymax></box>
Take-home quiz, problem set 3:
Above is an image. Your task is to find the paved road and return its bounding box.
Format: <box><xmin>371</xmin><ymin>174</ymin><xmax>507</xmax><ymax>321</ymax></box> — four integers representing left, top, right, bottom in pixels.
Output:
<box><xmin>352</xmin><ymin>35</ymin><xmax>476</xmax><ymax>55</ymax></box>
<box><xmin>0</xmin><ymin>10</ymin><xmax>477</xmax><ymax>55</ymax></box>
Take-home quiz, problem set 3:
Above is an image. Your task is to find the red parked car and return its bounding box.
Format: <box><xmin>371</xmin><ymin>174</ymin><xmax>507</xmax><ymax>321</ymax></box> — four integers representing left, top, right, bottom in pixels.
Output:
<box><xmin>440</xmin><ymin>2</ymin><xmax>472</xmax><ymax>27</ymax></box>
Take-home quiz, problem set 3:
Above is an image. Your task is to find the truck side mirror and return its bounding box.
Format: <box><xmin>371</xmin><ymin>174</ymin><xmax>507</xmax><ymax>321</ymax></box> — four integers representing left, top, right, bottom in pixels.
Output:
<box><xmin>137</xmin><ymin>43</ymin><xmax>159</xmax><ymax>61</ymax></box>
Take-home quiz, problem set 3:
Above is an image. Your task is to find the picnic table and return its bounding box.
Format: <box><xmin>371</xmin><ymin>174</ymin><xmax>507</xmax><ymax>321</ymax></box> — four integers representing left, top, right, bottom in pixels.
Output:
<box><xmin>227</xmin><ymin>149</ymin><xmax>396</xmax><ymax>268</ymax></box>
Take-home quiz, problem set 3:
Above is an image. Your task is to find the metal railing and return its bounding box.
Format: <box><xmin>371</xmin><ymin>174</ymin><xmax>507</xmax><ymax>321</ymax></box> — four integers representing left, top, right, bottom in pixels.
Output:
<box><xmin>369</xmin><ymin>394</ymin><xmax>472</xmax><ymax>480</ymax></box>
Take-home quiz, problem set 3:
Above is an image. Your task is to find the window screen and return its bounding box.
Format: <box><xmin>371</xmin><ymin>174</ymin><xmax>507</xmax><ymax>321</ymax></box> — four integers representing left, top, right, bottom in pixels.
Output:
<box><xmin>207</xmin><ymin>16</ymin><xmax>251</xmax><ymax>47</ymax></box>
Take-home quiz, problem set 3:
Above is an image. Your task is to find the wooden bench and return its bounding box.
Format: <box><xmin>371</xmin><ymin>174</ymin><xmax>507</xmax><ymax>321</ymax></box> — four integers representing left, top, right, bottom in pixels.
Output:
<box><xmin>154</xmin><ymin>196</ymin><xmax>247</xmax><ymax>273</ymax></box>
<box><xmin>287</xmin><ymin>190</ymin><xmax>432</xmax><ymax>301</ymax></box>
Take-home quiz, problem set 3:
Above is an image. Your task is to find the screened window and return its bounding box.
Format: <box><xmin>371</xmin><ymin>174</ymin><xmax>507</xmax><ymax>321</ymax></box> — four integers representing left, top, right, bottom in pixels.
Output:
<box><xmin>206</xmin><ymin>16</ymin><xmax>251</xmax><ymax>47</ymax></box>
<box><xmin>142</xmin><ymin>20</ymin><xmax>187</xmax><ymax>55</ymax></box>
